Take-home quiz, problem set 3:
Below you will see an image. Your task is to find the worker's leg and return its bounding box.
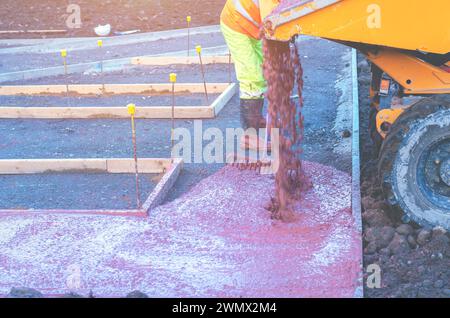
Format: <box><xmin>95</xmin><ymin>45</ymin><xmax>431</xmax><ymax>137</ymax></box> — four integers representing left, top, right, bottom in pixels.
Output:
<box><xmin>220</xmin><ymin>22</ymin><xmax>266</xmax><ymax>99</ymax></box>
<box><xmin>221</xmin><ymin>21</ymin><xmax>266</xmax><ymax>126</ymax></box>
<box><xmin>221</xmin><ymin>22</ymin><xmax>269</xmax><ymax>151</ymax></box>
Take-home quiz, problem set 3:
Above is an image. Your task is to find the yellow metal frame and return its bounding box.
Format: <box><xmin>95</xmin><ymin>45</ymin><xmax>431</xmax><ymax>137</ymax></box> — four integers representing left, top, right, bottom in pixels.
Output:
<box><xmin>366</xmin><ymin>49</ymin><xmax>450</xmax><ymax>95</ymax></box>
<box><xmin>375</xmin><ymin>98</ymin><xmax>427</xmax><ymax>137</ymax></box>
<box><xmin>265</xmin><ymin>0</ymin><xmax>450</xmax><ymax>55</ymax></box>
<box><xmin>265</xmin><ymin>0</ymin><xmax>450</xmax><ymax>137</ymax></box>
<box><xmin>264</xmin><ymin>0</ymin><xmax>450</xmax><ymax>95</ymax></box>
<box><xmin>376</xmin><ymin>108</ymin><xmax>404</xmax><ymax>138</ymax></box>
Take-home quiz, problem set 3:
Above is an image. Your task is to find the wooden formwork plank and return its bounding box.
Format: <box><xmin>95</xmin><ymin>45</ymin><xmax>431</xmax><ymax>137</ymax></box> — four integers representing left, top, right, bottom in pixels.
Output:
<box><xmin>0</xmin><ymin>83</ymin><xmax>230</xmax><ymax>96</ymax></box>
<box><xmin>106</xmin><ymin>158</ymin><xmax>173</xmax><ymax>174</ymax></box>
<box><xmin>211</xmin><ymin>83</ymin><xmax>237</xmax><ymax>116</ymax></box>
<box><xmin>131</xmin><ymin>55</ymin><xmax>233</xmax><ymax>66</ymax></box>
<box><xmin>0</xmin><ymin>106</ymin><xmax>214</xmax><ymax>119</ymax></box>
<box><xmin>0</xmin><ymin>83</ymin><xmax>235</xmax><ymax>119</ymax></box>
<box><xmin>0</xmin><ymin>158</ymin><xmax>174</xmax><ymax>174</ymax></box>
<box><xmin>0</xmin><ymin>158</ymin><xmax>107</xmax><ymax>174</ymax></box>
<box><xmin>142</xmin><ymin>158</ymin><xmax>183</xmax><ymax>213</ymax></box>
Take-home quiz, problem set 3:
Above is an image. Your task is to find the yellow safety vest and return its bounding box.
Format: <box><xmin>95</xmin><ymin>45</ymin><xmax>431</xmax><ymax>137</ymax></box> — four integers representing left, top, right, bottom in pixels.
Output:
<box><xmin>221</xmin><ymin>0</ymin><xmax>268</xmax><ymax>39</ymax></box>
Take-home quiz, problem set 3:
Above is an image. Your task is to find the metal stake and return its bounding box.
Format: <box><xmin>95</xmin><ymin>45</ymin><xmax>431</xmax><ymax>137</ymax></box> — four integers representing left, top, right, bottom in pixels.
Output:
<box><xmin>97</xmin><ymin>39</ymin><xmax>105</xmax><ymax>92</ymax></box>
<box><xmin>196</xmin><ymin>45</ymin><xmax>209</xmax><ymax>103</ymax></box>
<box><xmin>61</xmin><ymin>49</ymin><xmax>69</xmax><ymax>105</ymax></box>
<box><xmin>127</xmin><ymin>103</ymin><xmax>141</xmax><ymax>209</ymax></box>
<box><xmin>186</xmin><ymin>16</ymin><xmax>191</xmax><ymax>57</ymax></box>
<box><xmin>228</xmin><ymin>51</ymin><xmax>232</xmax><ymax>84</ymax></box>
<box><xmin>169</xmin><ymin>73</ymin><xmax>177</xmax><ymax>152</ymax></box>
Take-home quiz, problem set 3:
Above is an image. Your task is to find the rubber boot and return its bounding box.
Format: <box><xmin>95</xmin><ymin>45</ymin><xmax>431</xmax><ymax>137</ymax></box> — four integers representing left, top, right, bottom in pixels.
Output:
<box><xmin>240</xmin><ymin>98</ymin><xmax>266</xmax><ymax>130</ymax></box>
<box><xmin>240</xmin><ymin>98</ymin><xmax>271</xmax><ymax>152</ymax></box>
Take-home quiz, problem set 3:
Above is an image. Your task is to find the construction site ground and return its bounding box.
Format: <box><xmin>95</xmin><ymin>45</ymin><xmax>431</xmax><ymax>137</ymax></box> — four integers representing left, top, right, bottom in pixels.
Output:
<box><xmin>0</xmin><ymin>27</ymin><xmax>362</xmax><ymax>297</ymax></box>
<box><xmin>0</xmin><ymin>33</ymin><xmax>354</xmax><ymax>206</ymax></box>
<box><xmin>0</xmin><ymin>0</ymin><xmax>224</xmax><ymax>39</ymax></box>
<box><xmin>357</xmin><ymin>56</ymin><xmax>450</xmax><ymax>298</ymax></box>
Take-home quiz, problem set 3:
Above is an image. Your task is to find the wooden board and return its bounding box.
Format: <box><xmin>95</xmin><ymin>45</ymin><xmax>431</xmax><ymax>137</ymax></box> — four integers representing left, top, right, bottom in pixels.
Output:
<box><xmin>212</xmin><ymin>83</ymin><xmax>237</xmax><ymax>116</ymax></box>
<box><xmin>131</xmin><ymin>55</ymin><xmax>233</xmax><ymax>66</ymax></box>
<box><xmin>142</xmin><ymin>158</ymin><xmax>183</xmax><ymax>213</ymax></box>
<box><xmin>0</xmin><ymin>83</ymin><xmax>230</xmax><ymax>96</ymax></box>
<box><xmin>0</xmin><ymin>158</ymin><xmax>174</xmax><ymax>174</ymax></box>
<box><xmin>106</xmin><ymin>158</ymin><xmax>173</xmax><ymax>174</ymax></box>
<box><xmin>0</xmin><ymin>106</ymin><xmax>214</xmax><ymax>119</ymax></box>
<box><xmin>0</xmin><ymin>83</ymin><xmax>236</xmax><ymax>119</ymax></box>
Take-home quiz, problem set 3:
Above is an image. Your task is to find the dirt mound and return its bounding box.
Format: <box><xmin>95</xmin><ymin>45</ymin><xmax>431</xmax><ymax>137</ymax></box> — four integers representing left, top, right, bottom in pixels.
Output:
<box><xmin>358</xmin><ymin>56</ymin><xmax>450</xmax><ymax>298</ymax></box>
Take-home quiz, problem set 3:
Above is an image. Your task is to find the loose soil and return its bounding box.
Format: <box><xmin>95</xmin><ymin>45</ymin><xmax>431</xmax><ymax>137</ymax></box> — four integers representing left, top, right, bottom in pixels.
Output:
<box><xmin>358</xmin><ymin>54</ymin><xmax>450</xmax><ymax>298</ymax></box>
<box><xmin>0</xmin><ymin>0</ymin><xmax>225</xmax><ymax>39</ymax></box>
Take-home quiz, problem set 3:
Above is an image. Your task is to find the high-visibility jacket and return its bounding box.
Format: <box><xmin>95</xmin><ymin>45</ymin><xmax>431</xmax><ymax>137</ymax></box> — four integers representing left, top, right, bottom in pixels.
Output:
<box><xmin>221</xmin><ymin>0</ymin><xmax>279</xmax><ymax>39</ymax></box>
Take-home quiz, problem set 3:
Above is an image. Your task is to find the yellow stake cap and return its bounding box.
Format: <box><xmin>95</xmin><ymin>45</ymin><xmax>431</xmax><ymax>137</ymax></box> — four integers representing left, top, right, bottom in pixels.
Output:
<box><xmin>127</xmin><ymin>103</ymin><xmax>136</xmax><ymax>115</ymax></box>
<box><xmin>186</xmin><ymin>16</ymin><xmax>191</xmax><ymax>23</ymax></box>
<box><xmin>169</xmin><ymin>73</ymin><xmax>177</xmax><ymax>83</ymax></box>
<box><xmin>60</xmin><ymin>49</ymin><xmax>67</xmax><ymax>57</ymax></box>
<box><xmin>196</xmin><ymin>45</ymin><xmax>202</xmax><ymax>54</ymax></box>
<box><xmin>97</xmin><ymin>40</ymin><xmax>103</xmax><ymax>47</ymax></box>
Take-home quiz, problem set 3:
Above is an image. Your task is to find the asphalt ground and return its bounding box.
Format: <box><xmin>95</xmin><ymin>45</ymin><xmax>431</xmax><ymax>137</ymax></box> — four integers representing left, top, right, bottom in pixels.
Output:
<box><xmin>0</xmin><ymin>35</ymin><xmax>353</xmax><ymax>209</ymax></box>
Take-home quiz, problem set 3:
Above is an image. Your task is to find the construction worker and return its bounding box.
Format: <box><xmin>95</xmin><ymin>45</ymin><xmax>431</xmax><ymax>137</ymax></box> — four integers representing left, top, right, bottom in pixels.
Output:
<box><xmin>221</xmin><ymin>0</ymin><xmax>279</xmax><ymax>147</ymax></box>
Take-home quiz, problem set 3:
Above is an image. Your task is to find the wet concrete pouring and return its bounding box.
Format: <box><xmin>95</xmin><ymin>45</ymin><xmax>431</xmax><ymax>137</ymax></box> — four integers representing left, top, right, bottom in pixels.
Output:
<box><xmin>263</xmin><ymin>38</ymin><xmax>311</xmax><ymax>221</ymax></box>
<box><xmin>0</xmin><ymin>32</ymin><xmax>361</xmax><ymax>297</ymax></box>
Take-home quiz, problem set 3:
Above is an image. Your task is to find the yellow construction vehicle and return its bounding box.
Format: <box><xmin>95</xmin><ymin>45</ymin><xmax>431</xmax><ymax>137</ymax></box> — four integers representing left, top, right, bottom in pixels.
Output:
<box><xmin>263</xmin><ymin>0</ymin><xmax>450</xmax><ymax>230</ymax></box>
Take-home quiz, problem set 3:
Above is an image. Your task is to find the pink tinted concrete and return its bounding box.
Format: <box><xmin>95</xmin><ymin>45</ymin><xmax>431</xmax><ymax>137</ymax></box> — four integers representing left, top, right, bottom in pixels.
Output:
<box><xmin>0</xmin><ymin>161</ymin><xmax>361</xmax><ymax>297</ymax></box>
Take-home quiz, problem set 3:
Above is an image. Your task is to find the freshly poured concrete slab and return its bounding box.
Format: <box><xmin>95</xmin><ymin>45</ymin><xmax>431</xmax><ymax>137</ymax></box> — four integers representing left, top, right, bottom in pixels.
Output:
<box><xmin>0</xmin><ymin>163</ymin><xmax>361</xmax><ymax>297</ymax></box>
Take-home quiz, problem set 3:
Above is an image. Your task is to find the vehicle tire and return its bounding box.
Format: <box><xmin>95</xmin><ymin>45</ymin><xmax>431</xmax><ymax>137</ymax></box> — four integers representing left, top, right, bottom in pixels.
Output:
<box><xmin>378</xmin><ymin>96</ymin><xmax>450</xmax><ymax>230</ymax></box>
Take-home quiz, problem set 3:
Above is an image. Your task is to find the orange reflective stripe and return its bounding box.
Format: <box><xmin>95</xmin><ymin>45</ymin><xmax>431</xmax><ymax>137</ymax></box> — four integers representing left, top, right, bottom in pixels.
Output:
<box><xmin>232</xmin><ymin>0</ymin><xmax>258</xmax><ymax>28</ymax></box>
<box><xmin>235</xmin><ymin>15</ymin><xmax>261</xmax><ymax>38</ymax></box>
<box><xmin>221</xmin><ymin>1</ymin><xmax>249</xmax><ymax>37</ymax></box>
<box><xmin>240</xmin><ymin>0</ymin><xmax>262</xmax><ymax>26</ymax></box>
<box><xmin>221</xmin><ymin>0</ymin><xmax>262</xmax><ymax>39</ymax></box>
